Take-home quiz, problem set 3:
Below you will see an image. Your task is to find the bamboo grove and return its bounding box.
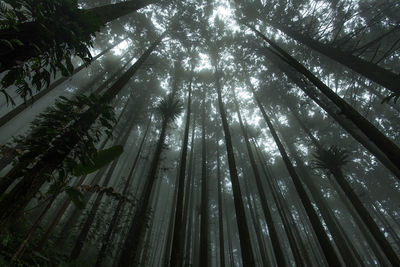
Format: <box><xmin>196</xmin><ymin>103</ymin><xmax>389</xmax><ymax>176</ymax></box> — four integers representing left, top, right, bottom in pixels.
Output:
<box><xmin>0</xmin><ymin>0</ymin><xmax>399</xmax><ymax>266</ymax></box>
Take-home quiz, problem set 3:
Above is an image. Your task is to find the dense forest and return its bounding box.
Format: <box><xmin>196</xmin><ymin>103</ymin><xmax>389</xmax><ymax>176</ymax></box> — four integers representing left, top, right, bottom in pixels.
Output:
<box><xmin>0</xmin><ymin>0</ymin><xmax>399</xmax><ymax>266</ymax></box>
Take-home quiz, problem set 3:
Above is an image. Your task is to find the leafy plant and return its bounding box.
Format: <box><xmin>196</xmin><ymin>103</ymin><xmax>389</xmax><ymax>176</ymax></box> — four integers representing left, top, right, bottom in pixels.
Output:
<box><xmin>73</xmin><ymin>145</ymin><xmax>124</xmax><ymax>176</ymax></box>
<box><xmin>312</xmin><ymin>145</ymin><xmax>349</xmax><ymax>172</ymax></box>
<box><xmin>65</xmin><ymin>187</ymin><xmax>86</xmax><ymax>209</ymax></box>
<box><xmin>156</xmin><ymin>94</ymin><xmax>184</xmax><ymax>123</ymax></box>
<box><xmin>75</xmin><ymin>184</ymin><xmax>132</xmax><ymax>203</ymax></box>
<box><xmin>0</xmin><ymin>0</ymin><xmax>102</xmax><ymax>103</ymax></box>
<box><xmin>10</xmin><ymin>93</ymin><xmax>116</xmax><ymax>201</ymax></box>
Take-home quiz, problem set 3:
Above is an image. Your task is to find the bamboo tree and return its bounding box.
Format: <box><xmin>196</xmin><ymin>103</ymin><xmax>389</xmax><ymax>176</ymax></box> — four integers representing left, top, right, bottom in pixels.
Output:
<box><xmin>170</xmin><ymin>64</ymin><xmax>194</xmax><ymax>267</ymax></box>
<box><xmin>0</xmin><ymin>33</ymin><xmax>165</xmax><ymax>230</ymax></box>
<box><xmin>181</xmin><ymin>116</ymin><xmax>196</xmax><ymax>265</ymax></box>
<box><xmin>69</xmin><ymin>107</ymin><xmax>139</xmax><ymax>260</ymax></box>
<box><xmin>248</xmin><ymin>81</ymin><xmax>341</xmax><ymax>266</ymax></box>
<box><xmin>0</xmin><ymin>0</ymin><xmax>157</xmax><ymax>73</ymax></box>
<box><xmin>199</xmin><ymin>89</ymin><xmax>210</xmax><ymax>267</ymax></box>
<box><xmin>247</xmin><ymin>25</ymin><xmax>400</xmax><ymax>179</ymax></box>
<box><xmin>0</xmin><ymin>52</ymin><xmax>133</xmax><ymax>176</ymax></box>
<box><xmin>89</xmin><ymin>0</ymin><xmax>159</xmax><ymax>24</ymax></box>
<box><xmin>264</xmin><ymin>21</ymin><xmax>400</xmax><ymax>94</ymax></box>
<box><xmin>36</xmin><ymin>98</ymin><xmax>133</xmax><ymax>251</ymax></box>
<box><xmin>240</xmin><ymin>172</ymin><xmax>269</xmax><ymax>267</ymax></box>
<box><xmin>192</xmin><ymin>187</ymin><xmax>201</xmax><ymax>266</ymax></box>
<box><xmin>216</xmin><ymin>135</ymin><xmax>226</xmax><ymax>267</ymax></box>
<box><xmin>183</xmin><ymin>123</ymin><xmax>197</xmax><ymax>266</ymax></box>
<box><xmin>251</xmin><ymin>139</ymin><xmax>311</xmax><ymax>267</ymax></box>
<box><xmin>117</xmin><ymin>94</ymin><xmax>183</xmax><ymax>267</ymax></box>
<box><xmin>138</xmin><ymin>170</ymin><xmax>163</xmax><ymax>266</ymax></box>
<box><xmin>273</xmin><ymin>56</ymin><xmax>400</xmax><ymax>180</ymax></box>
<box><xmin>272</xmin><ymin>113</ymin><xmax>362</xmax><ymax>266</ymax></box>
<box><xmin>10</xmin><ymin>194</ymin><xmax>57</xmax><ymax>262</ymax></box>
<box><xmin>149</xmin><ymin>183</ymin><xmax>173</xmax><ymax>266</ymax></box>
<box><xmin>213</xmin><ymin>59</ymin><xmax>255</xmax><ymax>266</ymax></box>
<box><xmin>313</xmin><ymin>146</ymin><xmax>400</xmax><ymax>266</ymax></box>
<box><xmin>0</xmin><ymin>37</ymin><xmax>128</xmax><ymax>128</ymax></box>
<box><xmin>94</xmin><ymin>116</ymin><xmax>152</xmax><ymax>267</ymax></box>
<box><xmin>232</xmin><ymin>89</ymin><xmax>287</xmax><ymax>267</ymax></box>
<box><xmin>288</xmin><ymin>110</ymin><xmax>392</xmax><ymax>265</ymax></box>
<box><xmin>111</xmin><ymin>154</ymin><xmax>150</xmax><ymax>267</ymax></box>
<box><xmin>224</xmin><ymin>197</ymin><xmax>235</xmax><ymax>267</ymax></box>
<box><xmin>163</xmin><ymin>175</ymin><xmax>179</xmax><ymax>266</ymax></box>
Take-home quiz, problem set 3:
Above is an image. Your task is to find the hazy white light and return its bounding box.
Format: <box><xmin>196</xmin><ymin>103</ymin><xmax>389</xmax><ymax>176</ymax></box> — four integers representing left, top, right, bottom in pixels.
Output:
<box><xmin>112</xmin><ymin>40</ymin><xmax>130</xmax><ymax>56</ymax></box>
<box><xmin>195</xmin><ymin>53</ymin><xmax>212</xmax><ymax>71</ymax></box>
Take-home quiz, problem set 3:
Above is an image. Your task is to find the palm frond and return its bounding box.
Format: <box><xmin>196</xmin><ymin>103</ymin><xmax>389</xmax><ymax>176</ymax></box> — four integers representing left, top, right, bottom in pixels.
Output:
<box><xmin>156</xmin><ymin>94</ymin><xmax>183</xmax><ymax>122</ymax></box>
<box><xmin>312</xmin><ymin>145</ymin><xmax>349</xmax><ymax>171</ymax></box>
<box><xmin>0</xmin><ymin>1</ymin><xmax>11</xmax><ymax>14</ymax></box>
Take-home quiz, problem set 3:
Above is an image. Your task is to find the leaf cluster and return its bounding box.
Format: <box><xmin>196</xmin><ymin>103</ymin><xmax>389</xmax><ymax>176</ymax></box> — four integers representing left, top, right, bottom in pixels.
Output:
<box><xmin>0</xmin><ymin>0</ymin><xmax>102</xmax><ymax>103</ymax></box>
<box><xmin>0</xmin><ymin>220</ymin><xmax>69</xmax><ymax>266</ymax></box>
<box><xmin>312</xmin><ymin>145</ymin><xmax>349</xmax><ymax>172</ymax></box>
<box><xmin>12</xmin><ymin>94</ymin><xmax>116</xmax><ymax>197</ymax></box>
<box><xmin>156</xmin><ymin>94</ymin><xmax>184</xmax><ymax>123</ymax></box>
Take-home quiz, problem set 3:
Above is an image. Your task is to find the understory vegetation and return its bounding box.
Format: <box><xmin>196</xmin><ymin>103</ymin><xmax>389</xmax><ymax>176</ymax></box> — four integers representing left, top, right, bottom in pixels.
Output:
<box><xmin>0</xmin><ymin>0</ymin><xmax>399</xmax><ymax>266</ymax></box>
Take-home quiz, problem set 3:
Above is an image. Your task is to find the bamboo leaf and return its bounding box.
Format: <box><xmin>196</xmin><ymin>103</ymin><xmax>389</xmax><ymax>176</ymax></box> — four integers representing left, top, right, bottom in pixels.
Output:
<box><xmin>65</xmin><ymin>187</ymin><xmax>85</xmax><ymax>209</ymax></box>
<box><xmin>72</xmin><ymin>145</ymin><xmax>123</xmax><ymax>176</ymax></box>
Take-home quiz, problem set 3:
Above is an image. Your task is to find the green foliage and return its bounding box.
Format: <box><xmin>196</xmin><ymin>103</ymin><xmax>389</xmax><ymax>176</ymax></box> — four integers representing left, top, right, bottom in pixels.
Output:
<box><xmin>0</xmin><ymin>0</ymin><xmax>102</xmax><ymax>103</ymax></box>
<box><xmin>65</xmin><ymin>187</ymin><xmax>85</xmax><ymax>209</ymax></box>
<box><xmin>156</xmin><ymin>94</ymin><xmax>184</xmax><ymax>123</ymax></box>
<box><xmin>312</xmin><ymin>145</ymin><xmax>349</xmax><ymax>171</ymax></box>
<box><xmin>72</xmin><ymin>145</ymin><xmax>123</xmax><ymax>176</ymax></box>
<box><xmin>11</xmin><ymin>93</ymin><xmax>116</xmax><ymax>195</ymax></box>
<box><xmin>0</xmin><ymin>220</ymin><xmax>70</xmax><ymax>266</ymax></box>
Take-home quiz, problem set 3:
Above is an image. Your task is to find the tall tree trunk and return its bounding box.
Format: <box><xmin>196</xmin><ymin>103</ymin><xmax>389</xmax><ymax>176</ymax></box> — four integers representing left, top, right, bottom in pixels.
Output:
<box><xmin>50</xmin><ymin>117</ymin><xmax>129</xmax><ymax>248</ymax></box>
<box><xmin>249</xmin><ymin>26</ymin><xmax>400</xmax><ymax>179</ymax></box>
<box><xmin>289</xmin><ymin>113</ymin><xmax>392</xmax><ymax>265</ymax></box>
<box><xmin>0</xmin><ymin>34</ymin><xmax>165</xmax><ymax>230</ymax></box>
<box><xmin>273</xmin><ymin>114</ymin><xmax>362</xmax><ymax>266</ymax></box>
<box><xmin>214</xmin><ymin>67</ymin><xmax>255</xmax><ymax>266</ymax></box>
<box><xmin>162</xmin><ymin>175</ymin><xmax>179</xmax><ymax>266</ymax></box>
<box><xmin>94</xmin><ymin>116</ymin><xmax>151</xmax><ymax>267</ymax></box>
<box><xmin>328</xmin><ymin>176</ymin><xmax>389</xmax><ymax>264</ymax></box>
<box><xmin>252</xmin><ymin>140</ymin><xmax>311</xmax><ymax>267</ymax></box>
<box><xmin>330</xmin><ymin>167</ymin><xmax>400</xmax><ymax>266</ymax></box>
<box><xmin>280</xmin><ymin>60</ymin><xmax>400</xmax><ymax>179</ymax></box>
<box><xmin>0</xmin><ymin>52</ymin><xmax>131</xmax><ymax>176</ymax></box>
<box><xmin>138</xmin><ymin>175</ymin><xmax>162</xmax><ymax>266</ymax></box>
<box><xmin>199</xmin><ymin>91</ymin><xmax>210</xmax><ymax>267</ymax></box>
<box><xmin>92</xmin><ymin>53</ymin><xmax>137</xmax><ymax>95</ymax></box>
<box><xmin>10</xmin><ymin>195</ymin><xmax>56</xmax><ymax>262</ymax></box>
<box><xmin>117</xmin><ymin>115</ymin><xmax>171</xmax><ymax>266</ymax></box>
<box><xmin>192</xmin><ymin>190</ymin><xmax>201</xmax><ymax>267</ymax></box>
<box><xmin>149</xmin><ymin>184</ymin><xmax>172</xmax><ymax>266</ymax></box>
<box><xmin>182</xmin><ymin>117</ymin><xmax>196</xmax><ymax>266</ymax></box>
<box><xmin>264</xmin><ymin>22</ymin><xmax>400</xmax><ymax>94</ymax></box>
<box><xmin>111</xmin><ymin>157</ymin><xmax>148</xmax><ymax>267</ymax></box>
<box><xmin>0</xmin><ymin>1</ymin><xmax>156</xmax><ymax>72</ymax></box>
<box><xmin>224</xmin><ymin>203</ymin><xmax>235</xmax><ymax>267</ymax></box>
<box><xmin>70</xmin><ymin>111</ymin><xmax>138</xmax><ymax>260</ymax></box>
<box><xmin>370</xmin><ymin>201</ymin><xmax>400</xmax><ymax>248</ymax></box>
<box><xmin>26</xmin><ymin>95</ymin><xmax>133</xmax><ymax>252</ymax></box>
<box><xmin>249</xmin><ymin>85</ymin><xmax>341</xmax><ymax>266</ymax></box>
<box><xmin>241</xmin><ymin>173</ymin><xmax>269</xmax><ymax>267</ymax></box>
<box><xmin>89</xmin><ymin>0</ymin><xmax>158</xmax><ymax>24</ymax></box>
<box><xmin>0</xmin><ymin>38</ymin><xmax>128</xmax><ymax>128</ymax></box>
<box><xmin>233</xmin><ymin>89</ymin><xmax>287</xmax><ymax>267</ymax></box>
<box><xmin>216</xmin><ymin>138</ymin><xmax>226</xmax><ymax>267</ymax></box>
<box><xmin>170</xmin><ymin>67</ymin><xmax>193</xmax><ymax>267</ymax></box>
